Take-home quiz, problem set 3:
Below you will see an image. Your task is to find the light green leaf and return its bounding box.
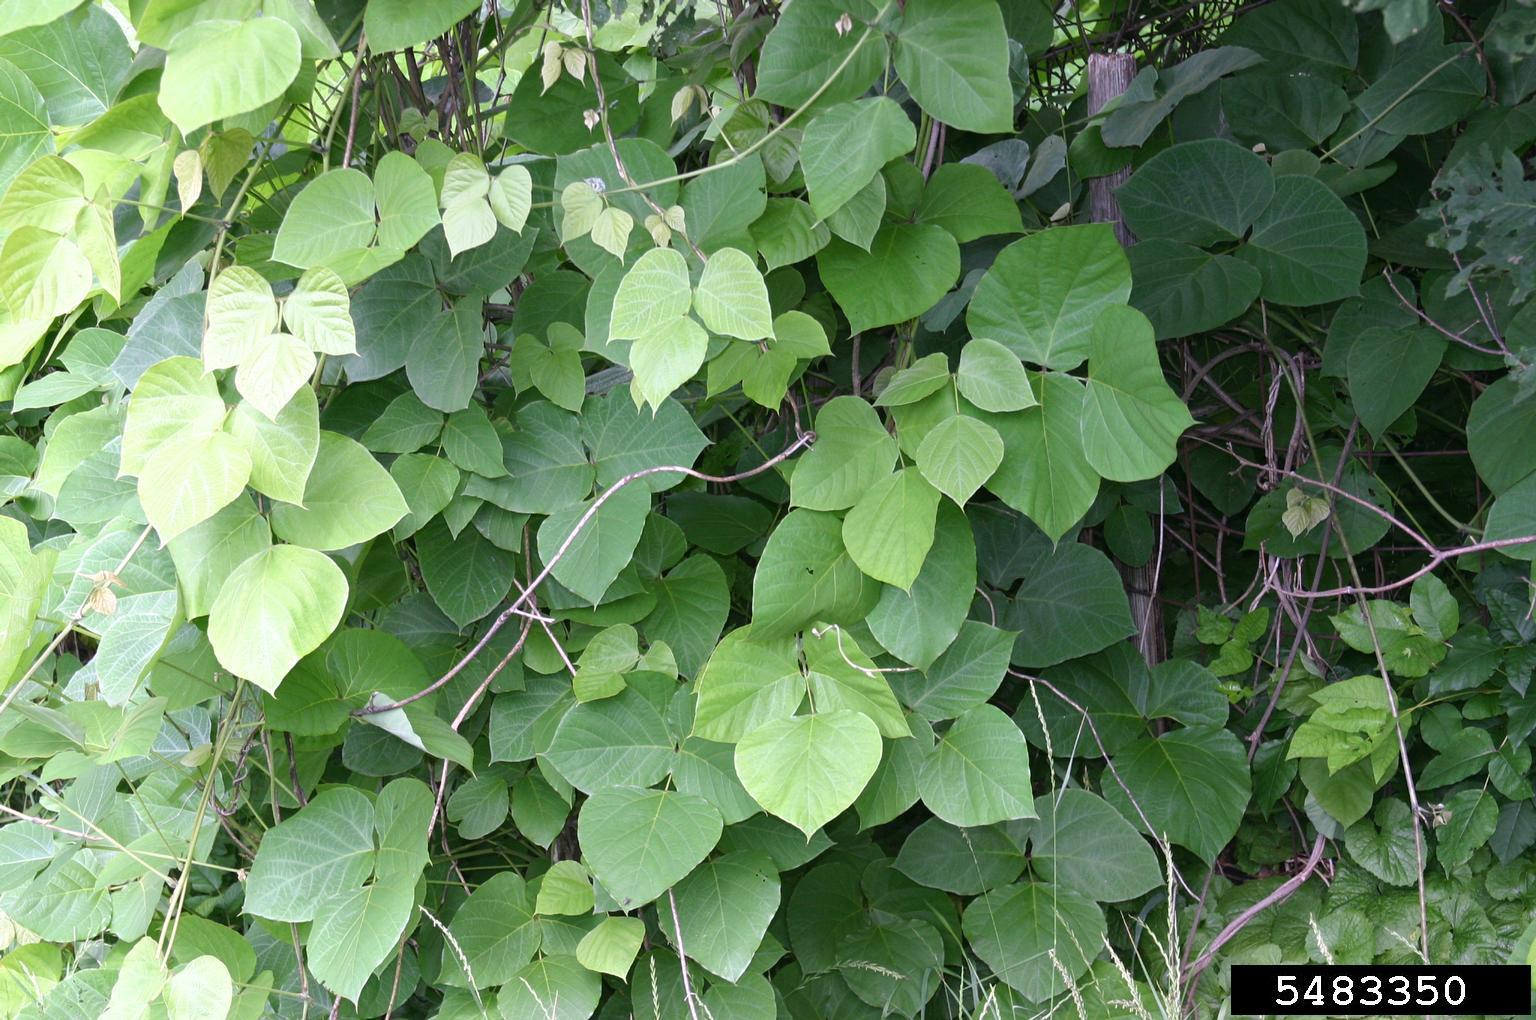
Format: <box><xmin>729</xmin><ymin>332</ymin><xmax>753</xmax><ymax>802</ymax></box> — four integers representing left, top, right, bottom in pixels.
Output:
<box><xmin>243</xmin><ymin>787</ymin><xmax>374</xmax><ymax>921</ymax></box>
<box><xmin>589</xmin><ymin>206</ymin><xmax>634</xmax><ymax>261</ymax></box>
<box><xmin>693</xmin><ymin>625</ymin><xmax>804</xmax><ymax>743</ymax></box>
<box><xmin>801</xmin><ymin>98</ymin><xmax>916</xmax><ymax>219</ymax></box>
<box><xmin>967</xmin><ymin>225</ymin><xmax>1131</xmax><ymax>371</ymax></box>
<box><xmin>736</xmin><ymin>710</ymin><xmax>883</xmax><ymax>837</ymax></box>
<box><xmin>843</xmin><ymin>469</ymin><xmax>941</xmax><ymax>590</ymax></box>
<box><xmin>167</xmin><ymin>496</ymin><xmax>271</xmax><ymax>620</ymax></box>
<box><xmin>283</xmin><ymin>267</ymin><xmax>356</xmax><ymax>356</ymax></box>
<box><xmin>163</xmin><ymin>956</ymin><xmax>232</xmax><ymax>1020</ymax></box>
<box><xmin>919</xmin><ymin>704</ymin><xmax>1035</xmax><ymax>826</ymax></box>
<box><xmin>916</xmin><ymin>163</ymin><xmax>1023</xmax><ymax>242</ymax></box>
<box><xmin>490</xmin><ymin>165</ymin><xmax>533</xmax><ymax>232</ymax></box>
<box><xmin>138</xmin><ymin>431</ymin><xmax>251</xmax><ymax>544</ymax></box>
<box><xmin>234</xmin><ymin>333</ymin><xmax>315</xmax><ymax>422</ymax></box>
<box><xmin>576</xmin><ymin>916</ymin><xmax>644</xmax><ymax>979</ymax></box>
<box><xmin>630</xmin><ymin>315</ymin><xmax>707</xmax><ymax>410</ymax></box>
<box><xmin>206</xmin><ymin>545</ymin><xmax>348</xmax><ymax>694</ymax></box>
<box><xmin>894</xmin><ymin>0</ymin><xmax>1015</xmax><ymax>132</ymax></box>
<box><xmin>202</xmin><ymin>266</ymin><xmax>278</xmax><ymax>371</ymax></box>
<box><xmin>307</xmin><ymin>881</ymin><xmax>414</xmax><ymax>1003</ymax></box>
<box><xmin>789</xmin><ymin>396</ymin><xmax>897</xmax><ymax>511</ymax></box>
<box><xmin>916</xmin><ymin>414</ymin><xmax>1003</xmax><ymax>506</ymax></box>
<box><xmin>440</xmin><ymin>872</ymin><xmax>539</xmax><ymax>987</ymax></box>
<box><xmin>159</xmin><ymin>19</ymin><xmax>301</xmax><ymax>134</ymax></box>
<box><xmin>373</xmin><ymin>151</ymin><xmax>440</xmax><ymax>251</ymax></box>
<box><xmin>546</xmin><ymin>688</ymin><xmax>675</xmax><ymax>794</ymax></box>
<box><xmin>560</xmin><ymin>180</ymin><xmax>604</xmax><ymax>241</ymax></box>
<box><xmin>669</xmin><ymin>856</ymin><xmax>780</xmax><ymax>983</ymax></box>
<box><xmin>577</xmin><ymin>787</ymin><xmax>722</xmax><ymax>908</ymax></box>
<box><xmin>802</xmin><ymin>629</ymin><xmax>909</xmax><ymax>738</ymax></box>
<box><xmin>498</xmin><ymin>956</ymin><xmax>601</xmax><ymax>1020</ymax></box>
<box><xmin>536</xmin><ymin>482</ymin><xmax>648</xmax><ymax>603</ymax></box>
<box><xmin>120</xmin><ymin>355</ymin><xmax>225</xmax><ymax>477</ymax></box>
<box><xmin>364</xmin><ymin>0</ymin><xmax>479</xmax><ymax>52</ymax></box>
<box><xmin>818</xmin><ymin>223</ymin><xmax>960</xmax><ymax>334</ymax></box>
<box><xmin>441</xmin><ymin>196</ymin><xmax>496</xmax><ymax>259</ymax></box>
<box><xmin>271</xmin><ymin>432</ymin><xmax>408</xmax><ymax>550</ymax></box>
<box><xmin>985</xmin><ymin>373</ymin><xmax>1099</xmax><ymax>541</ymax></box>
<box><xmin>440</xmin><ymin>404</ymin><xmax>505</xmax><ymax>477</ymax></box>
<box><xmin>0</xmin><ymin>517</ymin><xmax>50</xmax><ymax>686</ymax></box>
<box><xmin>874</xmin><ymin>353</ymin><xmax>951</xmax><ymax>407</ymax></box>
<box><xmin>0</xmin><ymin>59</ymin><xmax>50</xmax><ymax>201</ymax></box>
<box><xmin>272</xmin><ymin>169</ymin><xmax>377</xmax><ymax>270</ymax></box>
<box><xmin>1080</xmin><ymin>306</ymin><xmax>1196</xmax><ymax>482</ymax></box>
<box><xmin>228</xmin><ymin>385</ymin><xmax>320</xmax><ymax>505</ymax></box>
<box><xmin>610</xmin><ymin>247</ymin><xmax>692</xmax><ymax>341</ymax></box>
<box><xmin>751</xmin><ymin>508</ymin><xmax>878</xmax><ymax>638</ymax></box>
<box><xmin>693</xmin><ymin>247</ymin><xmax>772</xmax><ymax>340</ymax></box>
<box><xmin>868</xmin><ymin>502</ymin><xmax>979</xmax><ymax>670</ymax></box>
<box><xmin>390</xmin><ymin>453</ymin><xmax>459</xmax><ymax>539</ymax></box>
<box><xmin>955</xmin><ymin>337</ymin><xmax>1036</xmax><ymax>412</ymax></box>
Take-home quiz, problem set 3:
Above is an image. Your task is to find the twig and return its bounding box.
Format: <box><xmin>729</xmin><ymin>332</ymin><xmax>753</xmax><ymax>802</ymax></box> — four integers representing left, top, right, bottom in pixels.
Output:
<box><xmin>1184</xmin><ymin>834</ymin><xmax>1327</xmax><ymax>981</ymax></box>
<box><xmin>669</xmin><ymin>890</ymin><xmax>703</xmax><ymax>1020</ymax></box>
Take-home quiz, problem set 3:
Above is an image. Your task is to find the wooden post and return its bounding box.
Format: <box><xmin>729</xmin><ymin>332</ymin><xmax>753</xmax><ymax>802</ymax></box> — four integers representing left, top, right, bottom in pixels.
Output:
<box><xmin>1086</xmin><ymin>52</ymin><xmax>1164</xmax><ymax>665</ymax></box>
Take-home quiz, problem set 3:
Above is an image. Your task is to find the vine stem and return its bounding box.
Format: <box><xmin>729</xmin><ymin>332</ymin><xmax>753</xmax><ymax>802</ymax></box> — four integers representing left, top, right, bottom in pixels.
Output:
<box><xmin>358</xmin><ymin>431</ymin><xmax>813</xmax><ymax>716</ymax></box>
<box><xmin>668</xmin><ymin>890</ymin><xmax>703</xmax><ymax>1020</ymax></box>
<box><xmin>1184</xmin><ymin>833</ymin><xmax>1327</xmax><ymax>981</ymax></box>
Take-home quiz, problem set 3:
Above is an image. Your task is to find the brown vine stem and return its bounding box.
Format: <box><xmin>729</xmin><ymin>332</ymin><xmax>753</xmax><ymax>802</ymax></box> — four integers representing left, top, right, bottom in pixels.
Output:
<box><xmin>1185</xmin><ymin>833</ymin><xmax>1327</xmax><ymax>981</ymax></box>
<box><xmin>357</xmin><ymin>431</ymin><xmax>814</xmax><ymax>717</ymax></box>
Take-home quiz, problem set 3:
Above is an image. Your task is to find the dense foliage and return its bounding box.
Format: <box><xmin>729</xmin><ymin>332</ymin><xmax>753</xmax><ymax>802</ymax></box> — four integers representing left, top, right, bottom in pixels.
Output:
<box><xmin>0</xmin><ymin>0</ymin><xmax>1532</xmax><ymax>1016</ymax></box>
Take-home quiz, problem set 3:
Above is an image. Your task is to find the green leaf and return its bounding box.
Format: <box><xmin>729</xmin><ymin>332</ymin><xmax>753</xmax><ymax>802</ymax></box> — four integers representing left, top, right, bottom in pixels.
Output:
<box><xmin>120</xmin><ymin>355</ymin><xmax>225</xmax><ymax>477</ymax></box>
<box><xmin>955</xmin><ymin>337</ymin><xmax>1036</xmax><ymax>412</ymax></box>
<box><xmin>892</xmin><ymin>620</ymin><xmax>1015</xmax><ymax>722</ymax></box>
<box><xmin>918</xmin><ymin>704</ymin><xmax>1035</xmax><ymax>826</ymax></box>
<box><xmin>985</xmin><ymin>374</ymin><xmax>1100</xmax><ymax>541</ymax></box>
<box><xmin>1484</xmin><ymin>472</ymin><xmax>1536</xmax><ymax>561</ymax></box>
<box><xmin>1117</xmin><ymin>139</ymin><xmax>1274</xmax><ymax>245</ymax></box>
<box><xmin>163</xmin><ymin>956</ymin><xmax>232</xmax><ymax>1020</ymax></box>
<box><xmin>867</xmin><ymin>501</ymin><xmax>978</xmax><ymax>670</ymax></box>
<box><xmin>1080</xmin><ymin>306</ymin><xmax>1196</xmax><ymax>482</ymax></box>
<box><xmin>610</xmin><ymin>247</ymin><xmax>692</xmax><ymax>341</ymax></box>
<box><xmin>641</xmin><ymin>554</ymin><xmax>729</xmax><ymax>678</ymax></box>
<box><xmin>498</xmin><ymin>956</ymin><xmax>601</xmax><ymax>1020</ymax></box>
<box><xmin>499</xmin><ymin>401</ymin><xmax>595</xmax><ymax>514</ymax></box>
<box><xmin>751</xmin><ymin>198</ymin><xmax>831</xmax><ymax>271</ymax></box>
<box><xmin>244</xmin><ymin>787</ymin><xmax>374</xmax><ymax>922</ymax></box>
<box><xmin>270</xmin><ymin>432</ymin><xmax>408</xmax><ymax>549</ymax></box>
<box><xmin>272</xmin><ymin>169</ymin><xmax>376</xmax><ymax>270</ymax></box>
<box><xmin>159</xmin><ymin>19</ymin><xmax>301</xmax><ymax>134</ymax></box>
<box><xmin>1436</xmin><ymin>788</ymin><xmax>1497</xmax><ymax>868</ymax></box>
<box><xmin>406</xmin><ymin>300</ymin><xmax>482</xmax><ymax>412</ymax></box>
<box><xmin>536</xmin><ymin>482</ymin><xmax>649</xmax><ymax>604</ymax></box>
<box><xmin>895</xmin><ymin>818</ymin><xmax>1023</xmax><ymax>895</ymax></box>
<box><xmin>967</xmin><ymin>225</ymin><xmax>1132</xmax><ymax>371</ymax></box>
<box><xmin>228</xmin><ymin>386</ymin><xmax>319</xmax><ymax>505</ymax></box>
<box><xmin>390</xmin><ymin>453</ymin><xmax>458</xmax><ymax>540</ymax></box>
<box><xmin>754</xmin><ymin>0</ymin><xmax>888</xmax><ymax>109</ymax></box>
<box><xmin>790</xmin><ymin>396</ymin><xmax>897</xmax><ymax>511</ymax></box>
<box><xmin>802</xmin><ymin>627</ymin><xmax>910</xmax><ymax>737</ymax></box>
<box><xmin>842</xmin><ymin>469</ymin><xmax>941</xmax><ymax>589</ymax></box>
<box><xmin>577</xmin><ymin>787</ymin><xmax>722</xmax><ymax>908</ymax></box>
<box><xmin>546</xmin><ymin>688</ymin><xmax>675</xmax><ymax>794</ymax></box>
<box><xmin>0</xmin><ymin>6</ymin><xmax>128</xmax><ymax>128</ymax></box>
<box><xmin>0</xmin><ymin>517</ymin><xmax>52</xmax><ymax>695</ymax></box>
<box><xmin>693</xmin><ymin>247</ymin><xmax>773</xmax><ymax>340</ymax></box>
<box><xmin>736</xmin><ymin>710</ymin><xmax>883</xmax><ymax>837</ymax></box>
<box><xmin>1236</xmin><ymin>174</ymin><xmax>1366</xmax><ymax>306</ymax></box>
<box><xmin>373</xmin><ymin>151</ymin><xmax>440</xmax><ymax>251</ymax></box>
<box><xmin>874</xmin><ymin>353</ymin><xmax>951</xmax><ymax>407</ymax></box>
<box><xmin>961</xmin><ymin>881</ymin><xmax>1104</xmax><ymax>1002</ymax></box>
<box><xmin>1342</xmin><ymin>798</ymin><xmax>1419</xmax><ymax>886</ymax></box>
<box><xmin>582</xmin><ymin>392</ymin><xmax>707</xmax><ymax>492</ymax></box>
<box><xmin>1004</xmin><ymin>541</ymin><xmax>1135</xmax><ymax>668</ymax></box>
<box><xmin>916</xmin><ymin>414</ymin><xmax>1003</xmax><ymax>506</ymax></box>
<box><xmin>364</xmin><ymin>0</ymin><xmax>478</xmax><ymax>50</ymax></box>
<box><xmin>1347</xmin><ymin>326</ymin><xmax>1445</xmax><ymax>438</ymax></box>
<box><xmin>818</xmin><ymin>224</ymin><xmax>960</xmax><ymax>334</ymax></box>
<box><xmin>752</xmin><ymin>508</ymin><xmax>878</xmax><ymax>638</ymax></box>
<box><xmin>440</xmin><ymin>872</ymin><xmax>539</xmax><ymax>987</ymax></box>
<box><xmin>0</xmin><ymin>59</ymin><xmax>50</xmax><ymax>199</ymax></box>
<box><xmin>669</xmin><ymin>855</ymin><xmax>780</xmax><ymax>982</ymax></box>
<box><xmin>490</xmin><ymin>165</ymin><xmax>533</xmax><ymax>233</ymax></box>
<box><xmin>894</xmin><ymin>0</ymin><xmax>1014</xmax><ymax>132</ymax></box>
<box><xmin>916</xmin><ymin>163</ymin><xmax>1023</xmax><ymax>242</ymax></box>
<box><xmin>1127</xmin><ymin>241</ymin><xmax>1262</xmax><ymax>339</ymax></box>
<box><xmin>440</xmin><ymin>404</ymin><xmax>504</xmax><ymax>477</ymax></box>
<box><xmin>307</xmin><ymin>881</ymin><xmax>414</xmax><ymax>1003</ymax></box>
<box><xmin>1018</xmin><ymin>790</ymin><xmax>1161</xmax><ymax>902</ymax></box>
<box><xmin>138</xmin><ymin>431</ymin><xmax>251</xmax><ymax>544</ymax></box>
<box><xmin>362</xmin><ymin>391</ymin><xmax>443</xmax><ymax>454</ymax></box>
<box><xmin>589</xmin><ymin>206</ymin><xmax>634</xmax><ymax>260</ymax></box>
<box><xmin>283</xmin><ymin>267</ymin><xmax>356</xmax><ymax>356</ymax></box>
<box><xmin>801</xmin><ymin>98</ymin><xmax>916</xmax><ymax>219</ymax></box>
<box><xmin>693</xmin><ymin>625</ymin><xmax>804</xmax><ymax>743</ymax></box>
<box><xmin>630</xmin><ymin>315</ymin><xmax>707</xmax><ymax>410</ymax></box>
<box><xmin>1105</xmin><ymin>727</ymin><xmax>1250</xmax><ymax>862</ymax></box>
<box><xmin>206</xmin><ymin>545</ymin><xmax>348</xmax><ymax>694</ymax></box>
<box><xmin>416</xmin><ymin>517</ymin><xmax>515</xmax><ymax>627</ymax></box>
<box><xmin>1469</xmin><ymin>377</ymin><xmax>1536</xmax><ymax>494</ymax></box>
